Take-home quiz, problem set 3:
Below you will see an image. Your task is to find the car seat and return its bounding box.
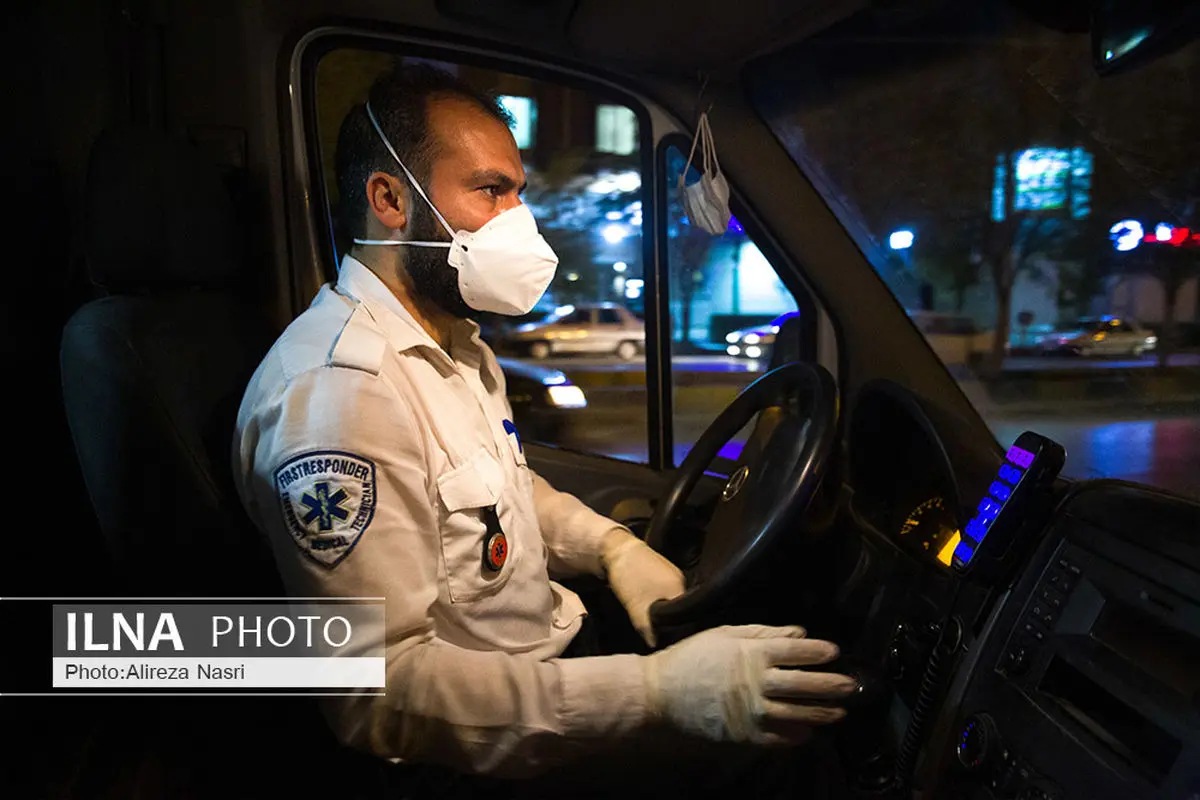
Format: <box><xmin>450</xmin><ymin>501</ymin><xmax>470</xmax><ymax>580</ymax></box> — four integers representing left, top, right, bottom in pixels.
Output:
<box><xmin>61</xmin><ymin>127</ymin><xmax>280</xmax><ymax>597</ymax></box>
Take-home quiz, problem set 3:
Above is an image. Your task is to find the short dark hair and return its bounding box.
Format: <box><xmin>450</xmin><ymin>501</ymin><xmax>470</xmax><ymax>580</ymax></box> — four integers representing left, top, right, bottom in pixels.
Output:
<box><xmin>334</xmin><ymin>63</ymin><xmax>514</xmax><ymax>241</ymax></box>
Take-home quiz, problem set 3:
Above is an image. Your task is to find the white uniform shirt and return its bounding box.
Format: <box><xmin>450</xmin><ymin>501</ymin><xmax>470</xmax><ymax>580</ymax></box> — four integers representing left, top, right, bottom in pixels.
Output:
<box><xmin>234</xmin><ymin>256</ymin><xmax>649</xmax><ymax>776</ymax></box>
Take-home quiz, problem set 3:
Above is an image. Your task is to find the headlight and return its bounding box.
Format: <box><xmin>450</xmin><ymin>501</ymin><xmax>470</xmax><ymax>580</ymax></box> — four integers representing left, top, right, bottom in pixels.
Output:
<box><xmin>1145</xmin><ymin>335</ymin><xmax>1158</xmax><ymax>345</ymax></box>
<box><xmin>743</xmin><ymin>333</ymin><xmax>761</xmax><ymax>345</ymax></box>
<box><xmin>725</xmin><ymin>332</ymin><xmax>741</xmax><ymax>343</ymax></box>
<box><xmin>546</xmin><ymin>385</ymin><xmax>587</xmax><ymax>408</ymax></box>
<box><xmin>727</xmin><ymin>345</ymin><xmax>741</xmax><ymax>356</ymax></box>
<box><xmin>745</xmin><ymin>346</ymin><xmax>762</xmax><ymax>358</ymax></box>
<box><xmin>541</xmin><ymin>372</ymin><xmax>568</xmax><ymax>386</ymax></box>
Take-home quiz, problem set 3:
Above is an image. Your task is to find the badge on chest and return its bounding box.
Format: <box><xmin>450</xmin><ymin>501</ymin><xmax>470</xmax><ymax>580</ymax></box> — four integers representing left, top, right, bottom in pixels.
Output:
<box><xmin>481</xmin><ymin>505</ymin><xmax>508</xmax><ymax>571</ymax></box>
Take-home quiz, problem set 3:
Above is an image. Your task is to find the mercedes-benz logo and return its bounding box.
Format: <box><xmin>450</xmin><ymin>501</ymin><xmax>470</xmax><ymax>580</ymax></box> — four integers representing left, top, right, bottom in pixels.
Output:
<box><xmin>721</xmin><ymin>465</ymin><xmax>750</xmax><ymax>502</ymax></box>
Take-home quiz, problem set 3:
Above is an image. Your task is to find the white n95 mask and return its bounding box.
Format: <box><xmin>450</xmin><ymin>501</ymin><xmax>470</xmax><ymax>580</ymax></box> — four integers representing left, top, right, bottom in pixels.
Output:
<box><xmin>678</xmin><ymin>111</ymin><xmax>731</xmax><ymax>236</ymax></box>
<box><xmin>353</xmin><ymin>101</ymin><xmax>559</xmax><ymax>316</ymax></box>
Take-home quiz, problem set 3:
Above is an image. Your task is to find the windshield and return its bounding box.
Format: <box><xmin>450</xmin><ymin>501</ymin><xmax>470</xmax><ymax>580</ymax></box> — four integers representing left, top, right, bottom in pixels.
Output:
<box><xmin>748</xmin><ymin>1</ymin><xmax>1199</xmax><ymax>498</ymax></box>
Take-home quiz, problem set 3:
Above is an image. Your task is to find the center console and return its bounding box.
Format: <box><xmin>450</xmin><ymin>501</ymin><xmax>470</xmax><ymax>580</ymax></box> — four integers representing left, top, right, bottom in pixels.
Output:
<box><xmin>941</xmin><ymin>483</ymin><xmax>1200</xmax><ymax>799</ymax></box>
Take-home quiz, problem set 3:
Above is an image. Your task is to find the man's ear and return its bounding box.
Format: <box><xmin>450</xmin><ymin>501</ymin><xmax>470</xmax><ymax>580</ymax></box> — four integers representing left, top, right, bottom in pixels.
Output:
<box><xmin>365</xmin><ymin>172</ymin><xmax>408</xmax><ymax>232</ymax></box>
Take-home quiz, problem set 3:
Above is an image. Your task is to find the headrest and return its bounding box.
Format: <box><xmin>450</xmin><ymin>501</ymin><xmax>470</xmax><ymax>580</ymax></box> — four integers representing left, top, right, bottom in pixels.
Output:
<box><xmin>85</xmin><ymin>128</ymin><xmax>242</xmax><ymax>289</ymax></box>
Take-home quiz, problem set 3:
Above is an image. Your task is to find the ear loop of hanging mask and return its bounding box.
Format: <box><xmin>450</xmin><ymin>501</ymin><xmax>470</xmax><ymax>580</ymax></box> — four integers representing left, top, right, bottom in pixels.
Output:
<box><xmin>680</xmin><ymin>111</ymin><xmax>720</xmax><ymax>186</ymax></box>
<box><xmin>352</xmin><ymin>101</ymin><xmax>464</xmax><ymax>249</ymax></box>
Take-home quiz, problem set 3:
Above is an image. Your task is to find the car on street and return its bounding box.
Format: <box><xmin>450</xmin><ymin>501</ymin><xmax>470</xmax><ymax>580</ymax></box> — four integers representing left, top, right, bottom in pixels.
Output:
<box><xmin>499</xmin><ymin>303</ymin><xmax>644</xmax><ymax>359</ymax></box>
<box><xmin>1037</xmin><ymin>316</ymin><xmax>1157</xmax><ymax>357</ymax></box>
<box><xmin>497</xmin><ymin>357</ymin><xmax>588</xmax><ymax>442</ymax></box>
<box><xmin>724</xmin><ymin>311</ymin><xmax>799</xmax><ymax>360</ymax></box>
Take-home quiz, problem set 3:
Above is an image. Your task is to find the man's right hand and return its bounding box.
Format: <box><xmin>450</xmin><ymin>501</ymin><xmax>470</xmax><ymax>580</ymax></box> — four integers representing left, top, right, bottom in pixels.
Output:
<box><xmin>643</xmin><ymin>625</ymin><xmax>856</xmax><ymax>745</ymax></box>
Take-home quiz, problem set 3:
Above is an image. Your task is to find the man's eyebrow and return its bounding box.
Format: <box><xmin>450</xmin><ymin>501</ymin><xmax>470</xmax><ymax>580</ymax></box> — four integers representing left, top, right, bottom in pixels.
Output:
<box><xmin>468</xmin><ymin>169</ymin><xmax>527</xmax><ymax>193</ymax></box>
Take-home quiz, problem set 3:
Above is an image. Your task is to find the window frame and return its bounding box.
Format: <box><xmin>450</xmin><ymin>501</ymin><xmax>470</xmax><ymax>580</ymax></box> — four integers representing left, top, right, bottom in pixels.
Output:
<box><xmin>296</xmin><ymin>34</ymin><xmax>655</xmax><ymax>286</ymax></box>
<box><xmin>293</xmin><ymin>28</ymin><xmax>671</xmax><ymax>466</ymax></box>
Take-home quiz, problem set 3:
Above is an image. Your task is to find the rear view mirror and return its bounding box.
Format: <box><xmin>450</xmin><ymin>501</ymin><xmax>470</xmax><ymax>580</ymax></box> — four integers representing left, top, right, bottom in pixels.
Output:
<box><xmin>1092</xmin><ymin>0</ymin><xmax>1200</xmax><ymax>74</ymax></box>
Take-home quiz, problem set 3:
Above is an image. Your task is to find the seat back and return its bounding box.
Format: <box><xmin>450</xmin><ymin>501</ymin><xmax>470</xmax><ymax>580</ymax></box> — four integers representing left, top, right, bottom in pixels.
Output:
<box><xmin>61</xmin><ymin>128</ymin><xmax>280</xmax><ymax>595</ymax></box>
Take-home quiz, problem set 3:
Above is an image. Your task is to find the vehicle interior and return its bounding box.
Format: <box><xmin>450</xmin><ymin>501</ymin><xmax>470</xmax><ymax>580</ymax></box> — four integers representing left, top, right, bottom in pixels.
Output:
<box><xmin>4</xmin><ymin>0</ymin><xmax>1198</xmax><ymax>798</ymax></box>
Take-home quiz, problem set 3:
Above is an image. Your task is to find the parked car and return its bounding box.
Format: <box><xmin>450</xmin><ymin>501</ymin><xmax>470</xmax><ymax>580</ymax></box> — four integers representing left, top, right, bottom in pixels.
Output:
<box><xmin>724</xmin><ymin>311</ymin><xmax>799</xmax><ymax>360</ymax></box>
<box><xmin>1037</xmin><ymin>316</ymin><xmax>1157</xmax><ymax>357</ymax></box>
<box><xmin>497</xmin><ymin>357</ymin><xmax>587</xmax><ymax>442</ymax></box>
<box><xmin>500</xmin><ymin>303</ymin><xmax>644</xmax><ymax>359</ymax></box>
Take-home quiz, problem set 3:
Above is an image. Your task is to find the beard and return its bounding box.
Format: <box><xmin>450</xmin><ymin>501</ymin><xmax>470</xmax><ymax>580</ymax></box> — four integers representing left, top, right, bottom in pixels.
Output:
<box><xmin>403</xmin><ymin>201</ymin><xmax>474</xmax><ymax>319</ymax></box>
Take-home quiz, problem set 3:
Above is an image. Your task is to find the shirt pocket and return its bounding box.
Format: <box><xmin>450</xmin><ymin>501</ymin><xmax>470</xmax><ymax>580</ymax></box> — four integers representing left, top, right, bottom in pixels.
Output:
<box><xmin>436</xmin><ymin>448</ymin><xmax>520</xmax><ymax>603</ymax></box>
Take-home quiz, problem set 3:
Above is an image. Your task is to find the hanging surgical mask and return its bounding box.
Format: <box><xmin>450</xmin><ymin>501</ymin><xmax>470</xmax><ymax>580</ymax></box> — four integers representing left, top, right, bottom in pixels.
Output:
<box><xmin>353</xmin><ymin>102</ymin><xmax>558</xmax><ymax>316</ymax></box>
<box><xmin>678</xmin><ymin>112</ymin><xmax>731</xmax><ymax>236</ymax></box>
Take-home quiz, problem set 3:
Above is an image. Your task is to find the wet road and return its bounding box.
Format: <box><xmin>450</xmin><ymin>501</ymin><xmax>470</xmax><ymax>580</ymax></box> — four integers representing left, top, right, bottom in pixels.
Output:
<box><xmin>989</xmin><ymin>414</ymin><xmax>1200</xmax><ymax>499</ymax></box>
<box><xmin>511</xmin><ymin>353</ymin><xmax>1200</xmax><ymax>500</ymax></box>
<box><xmin>553</xmin><ymin>409</ymin><xmax>1200</xmax><ymax>500</ymax></box>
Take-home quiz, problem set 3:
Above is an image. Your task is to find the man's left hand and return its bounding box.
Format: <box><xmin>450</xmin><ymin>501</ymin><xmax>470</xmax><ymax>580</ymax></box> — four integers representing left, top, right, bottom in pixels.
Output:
<box><xmin>600</xmin><ymin>528</ymin><xmax>686</xmax><ymax>648</ymax></box>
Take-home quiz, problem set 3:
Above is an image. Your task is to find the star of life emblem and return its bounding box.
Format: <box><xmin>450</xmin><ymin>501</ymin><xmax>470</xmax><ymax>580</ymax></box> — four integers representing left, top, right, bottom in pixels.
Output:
<box><xmin>275</xmin><ymin>451</ymin><xmax>376</xmax><ymax>567</ymax></box>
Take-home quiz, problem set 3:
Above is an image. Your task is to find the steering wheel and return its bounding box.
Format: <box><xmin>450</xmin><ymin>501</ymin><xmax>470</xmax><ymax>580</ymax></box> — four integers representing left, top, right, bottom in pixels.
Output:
<box><xmin>645</xmin><ymin>361</ymin><xmax>838</xmax><ymax>636</ymax></box>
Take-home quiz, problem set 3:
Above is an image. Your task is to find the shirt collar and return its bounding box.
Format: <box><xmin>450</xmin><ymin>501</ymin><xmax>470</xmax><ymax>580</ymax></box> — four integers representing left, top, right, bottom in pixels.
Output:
<box><xmin>335</xmin><ymin>255</ymin><xmax>500</xmax><ymax>387</ymax></box>
<box><xmin>336</xmin><ymin>254</ymin><xmax>436</xmax><ymax>355</ymax></box>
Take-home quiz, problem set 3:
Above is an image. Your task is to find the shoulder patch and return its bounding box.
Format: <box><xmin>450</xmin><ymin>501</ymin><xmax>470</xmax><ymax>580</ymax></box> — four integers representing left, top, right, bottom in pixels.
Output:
<box><xmin>275</xmin><ymin>450</ymin><xmax>377</xmax><ymax>567</ymax></box>
<box><xmin>329</xmin><ymin>305</ymin><xmax>387</xmax><ymax>375</ymax></box>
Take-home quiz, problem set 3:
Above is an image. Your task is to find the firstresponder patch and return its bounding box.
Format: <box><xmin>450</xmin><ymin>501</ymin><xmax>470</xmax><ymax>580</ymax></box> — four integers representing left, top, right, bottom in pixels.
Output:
<box><xmin>275</xmin><ymin>450</ymin><xmax>377</xmax><ymax>567</ymax></box>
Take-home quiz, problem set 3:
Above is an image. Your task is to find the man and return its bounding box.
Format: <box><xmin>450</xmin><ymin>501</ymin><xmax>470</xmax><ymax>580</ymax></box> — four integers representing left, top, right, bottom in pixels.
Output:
<box><xmin>234</xmin><ymin>64</ymin><xmax>855</xmax><ymax>785</ymax></box>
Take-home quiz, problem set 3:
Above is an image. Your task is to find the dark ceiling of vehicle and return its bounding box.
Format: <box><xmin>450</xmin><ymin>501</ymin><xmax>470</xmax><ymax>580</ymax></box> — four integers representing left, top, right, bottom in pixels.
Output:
<box><xmin>434</xmin><ymin>0</ymin><xmax>868</xmax><ymax>78</ymax></box>
<box><xmin>567</xmin><ymin>0</ymin><xmax>868</xmax><ymax>77</ymax></box>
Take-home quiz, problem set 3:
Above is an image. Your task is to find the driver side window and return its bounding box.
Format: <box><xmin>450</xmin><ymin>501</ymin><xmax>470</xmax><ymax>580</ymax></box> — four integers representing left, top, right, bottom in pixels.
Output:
<box><xmin>560</xmin><ymin>309</ymin><xmax>593</xmax><ymax>325</ymax></box>
<box><xmin>311</xmin><ymin>48</ymin><xmax>652</xmax><ymax>464</ymax></box>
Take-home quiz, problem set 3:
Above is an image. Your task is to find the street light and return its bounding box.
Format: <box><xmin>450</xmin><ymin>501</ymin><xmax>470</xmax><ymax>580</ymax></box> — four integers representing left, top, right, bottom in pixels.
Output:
<box><xmin>889</xmin><ymin>229</ymin><xmax>915</xmax><ymax>250</ymax></box>
<box><xmin>602</xmin><ymin>224</ymin><xmax>629</xmax><ymax>244</ymax></box>
<box><xmin>612</xmin><ymin>261</ymin><xmax>627</xmax><ymax>273</ymax></box>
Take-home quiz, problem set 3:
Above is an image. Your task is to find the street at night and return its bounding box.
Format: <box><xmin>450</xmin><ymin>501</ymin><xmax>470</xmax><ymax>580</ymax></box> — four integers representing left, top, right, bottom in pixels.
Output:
<box><xmin>550</xmin><ymin>393</ymin><xmax>1200</xmax><ymax>500</ymax></box>
<box><xmin>513</xmin><ymin>354</ymin><xmax>1200</xmax><ymax>500</ymax></box>
<box><xmin>989</xmin><ymin>414</ymin><xmax>1200</xmax><ymax>499</ymax></box>
<box><xmin>527</xmin><ymin>352</ymin><xmax>1200</xmax><ymax>374</ymax></box>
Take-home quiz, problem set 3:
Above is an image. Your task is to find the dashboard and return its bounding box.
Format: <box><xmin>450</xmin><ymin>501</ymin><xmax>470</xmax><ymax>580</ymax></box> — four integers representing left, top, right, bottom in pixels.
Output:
<box><xmin>837</xmin><ymin>381</ymin><xmax>1200</xmax><ymax>800</ymax></box>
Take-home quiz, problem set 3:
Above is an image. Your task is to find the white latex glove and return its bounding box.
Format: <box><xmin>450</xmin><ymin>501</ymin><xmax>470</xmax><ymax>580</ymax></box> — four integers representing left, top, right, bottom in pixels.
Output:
<box><xmin>643</xmin><ymin>625</ymin><xmax>855</xmax><ymax>745</ymax></box>
<box><xmin>600</xmin><ymin>528</ymin><xmax>686</xmax><ymax>647</ymax></box>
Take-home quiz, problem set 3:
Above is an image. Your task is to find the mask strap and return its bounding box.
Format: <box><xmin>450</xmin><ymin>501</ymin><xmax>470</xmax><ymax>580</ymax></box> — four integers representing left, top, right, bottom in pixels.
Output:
<box><xmin>363</xmin><ymin>100</ymin><xmax>458</xmax><ymax>240</ymax></box>
<box><xmin>351</xmin><ymin>239</ymin><xmax>452</xmax><ymax>247</ymax></box>
<box><xmin>700</xmin><ymin>113</ymin><xmax>715</xmax><ymax>176</ymax></box>
<box><xmin>682</xmin><ymin>109</ymin><xmax>718</xmax><ymax>181</ymax></box>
